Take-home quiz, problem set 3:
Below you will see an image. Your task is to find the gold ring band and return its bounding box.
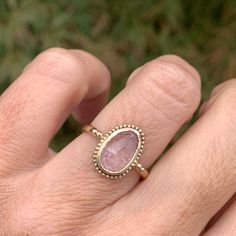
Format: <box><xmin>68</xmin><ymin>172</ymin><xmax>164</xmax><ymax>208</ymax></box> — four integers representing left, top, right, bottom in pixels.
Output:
<box><xmin>82</xmin><ymin>125</ymin><xmax>104</xmax><ymax>140</ymax></box>
<box><xmin>82</xmin><ymin>124</ymin><xmax>149</xmax><ymax>179</ymax></box>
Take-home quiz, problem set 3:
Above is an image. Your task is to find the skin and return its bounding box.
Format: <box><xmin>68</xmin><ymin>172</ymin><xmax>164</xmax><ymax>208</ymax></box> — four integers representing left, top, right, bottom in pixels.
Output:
<box><xmin>0</xmin><ymin>48</ymin><xmax>236</xmax><ymax>235</ymax></box>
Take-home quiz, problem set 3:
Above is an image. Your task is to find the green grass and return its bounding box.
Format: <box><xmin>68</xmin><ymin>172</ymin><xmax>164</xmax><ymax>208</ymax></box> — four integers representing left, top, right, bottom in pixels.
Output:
<box><xmin>1</xmin><ymin>0</ymin><xmax>236</xmax><ymax>150</ymax></box>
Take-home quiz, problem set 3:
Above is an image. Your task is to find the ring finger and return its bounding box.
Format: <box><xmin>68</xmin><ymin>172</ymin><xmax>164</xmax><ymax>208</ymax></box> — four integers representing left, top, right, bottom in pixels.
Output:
<box><xmin>39</xmin><ymin>55</ymin><xmax>201</xmax><ymax>214</ymax></box>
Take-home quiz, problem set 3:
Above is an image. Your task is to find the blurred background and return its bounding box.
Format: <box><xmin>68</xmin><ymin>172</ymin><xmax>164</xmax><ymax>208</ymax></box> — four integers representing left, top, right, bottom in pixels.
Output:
<box><xmin>0</xmin><ymin>0</ymin><xmax>236</xmax><ymax>150</ymax></box>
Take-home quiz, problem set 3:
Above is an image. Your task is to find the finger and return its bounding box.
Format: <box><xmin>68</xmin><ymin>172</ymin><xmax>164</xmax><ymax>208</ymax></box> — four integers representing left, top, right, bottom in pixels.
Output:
<box><xmin>202</xmin><ymin>193</ymin><xmax>236</xmax><ymax>233</ymax></box>
<box><xmin>73</xmin><ymin>90</ymin><xmax>109</xmax><ymax>124</ymax></box>
<box><xmin>203</xmin><ymin>195</ymin><xmax>236</xmax><ymax>236</ymax></box>
<box><xmin>39</xmin><ymin>55</ymin><xmax>201</xmax><ymax>215</ymax></box>
<box><xmin>0</xmin><ymin>48</ymin><xmax>110</xmax><ymax>176</ymax></box>
<box><xmin>70</xmin><ymin>49</ymin><xmax>110</xmax><ymax>124</ymax></box>
<box><xmin>199</xmin><ymin>79</ymin><xmax>236</xmax><ymax>117</ymax></box>
<box><xmin>120</xmin><ymin>79</ymin><xmax>236</xmax><ymax>235</ymax></box>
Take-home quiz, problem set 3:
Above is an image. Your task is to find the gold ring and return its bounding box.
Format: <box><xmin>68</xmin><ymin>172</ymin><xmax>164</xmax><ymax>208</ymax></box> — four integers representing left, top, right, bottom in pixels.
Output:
<box><xmin>82</xmin><ymin>124</ymin><xmax>149</xmax><ymax>179</ymax></box>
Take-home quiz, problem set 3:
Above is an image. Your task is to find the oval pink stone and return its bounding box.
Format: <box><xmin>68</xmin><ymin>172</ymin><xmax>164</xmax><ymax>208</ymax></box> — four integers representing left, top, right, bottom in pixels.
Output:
<box><xmin>100</xmin><ymin>131</ymin><xmax>139</xmax><ymax>173</ymax></box>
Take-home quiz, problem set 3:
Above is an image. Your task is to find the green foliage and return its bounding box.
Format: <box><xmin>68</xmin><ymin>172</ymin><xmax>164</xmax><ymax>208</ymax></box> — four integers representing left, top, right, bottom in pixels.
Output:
<box><xmin>1</xmin><ymin>0</ymin><xmax>236</xmax><ymax>150</ymax></box>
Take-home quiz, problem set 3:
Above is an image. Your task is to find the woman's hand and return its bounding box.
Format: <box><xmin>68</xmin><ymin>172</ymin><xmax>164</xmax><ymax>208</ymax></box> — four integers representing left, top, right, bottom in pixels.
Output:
<box><xmin>0</xmin><ymin>48</ymin><xmax>236</xmax><ymax>236</ymax></box>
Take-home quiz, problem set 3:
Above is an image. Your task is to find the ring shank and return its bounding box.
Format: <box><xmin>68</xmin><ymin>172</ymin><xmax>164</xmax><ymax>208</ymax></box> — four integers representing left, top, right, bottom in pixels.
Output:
<box><xmin>136</xmin><ymin>163</ymin><xmax>149</xmax><ymax>179</ymax></box>
<box><xmin>82</xmin><ymin>124</ymin><xmax>104</xmax><ymax>140</ymax></box>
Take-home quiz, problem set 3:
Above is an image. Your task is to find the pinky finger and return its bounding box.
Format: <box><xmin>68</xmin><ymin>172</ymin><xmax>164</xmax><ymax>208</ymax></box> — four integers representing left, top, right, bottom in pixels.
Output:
<box><xmin>203</xmin><ymin>194</ymin><xmax>236</xmax><ymax>235</ymax></box>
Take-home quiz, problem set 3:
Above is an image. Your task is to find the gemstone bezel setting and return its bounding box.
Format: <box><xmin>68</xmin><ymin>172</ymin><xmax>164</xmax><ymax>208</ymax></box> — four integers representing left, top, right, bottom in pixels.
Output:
<box><xmin>93</xmin><ymin>124</ymin><xmax>145</xmax><ymax>179</ymax></box>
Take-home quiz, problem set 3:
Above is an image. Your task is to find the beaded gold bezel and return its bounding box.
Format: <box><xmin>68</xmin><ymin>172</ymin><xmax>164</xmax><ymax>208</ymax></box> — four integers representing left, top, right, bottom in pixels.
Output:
<box><xmin>93</xmin><ymin>124</ymin><xmax>145</xmax><ymax>179</ymax></box>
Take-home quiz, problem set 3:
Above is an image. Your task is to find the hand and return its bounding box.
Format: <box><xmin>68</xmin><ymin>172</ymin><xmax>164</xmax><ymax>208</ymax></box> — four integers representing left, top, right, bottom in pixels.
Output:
<box><xmin>0</xmin><ymin>48</ymin><xmax>235</xmax><ymax>236</ymax></box>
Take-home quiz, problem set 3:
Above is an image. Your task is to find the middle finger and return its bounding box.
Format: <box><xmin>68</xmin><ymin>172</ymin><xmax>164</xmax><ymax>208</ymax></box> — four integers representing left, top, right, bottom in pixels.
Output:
<box><xmin>122</xmin><ymin>79</ymin><xmax>236</xmax><ymax>236</ymax></box>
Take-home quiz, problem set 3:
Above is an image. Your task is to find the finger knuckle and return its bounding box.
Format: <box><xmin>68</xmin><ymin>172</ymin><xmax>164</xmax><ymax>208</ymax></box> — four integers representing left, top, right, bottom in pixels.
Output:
<box><xmin>215</xmin><ymin>86</ymin><xmax>236</xmax><ymax>126</ymax></box>
<box><xmin>138</xmin><ymin>59</ymin><xmax>200</xmax><ymax>121</ymax></box>
<box><xmin>211</xmin><ymin>79</ymin><xmax>236</xmax><ymax>96</ymax></box>
<box><xmin>30</xmin><ymin>47</ymin><xmax>87</xmax><ymax>86</ymax></box>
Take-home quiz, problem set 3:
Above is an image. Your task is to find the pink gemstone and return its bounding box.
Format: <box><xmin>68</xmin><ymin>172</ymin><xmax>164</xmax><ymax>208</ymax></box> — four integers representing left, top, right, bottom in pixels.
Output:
<box><xmin>100</xmin><ymin>131</ymin><xmax>139</xmax><ymax>173</ymax></box>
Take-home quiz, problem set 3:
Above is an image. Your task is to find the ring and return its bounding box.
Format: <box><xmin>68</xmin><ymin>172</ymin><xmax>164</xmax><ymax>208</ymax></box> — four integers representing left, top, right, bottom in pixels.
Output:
<box><xmin>82</xmin><ymin>124</ymin><xmax>149</xmax><ymax>179</ymax></box>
